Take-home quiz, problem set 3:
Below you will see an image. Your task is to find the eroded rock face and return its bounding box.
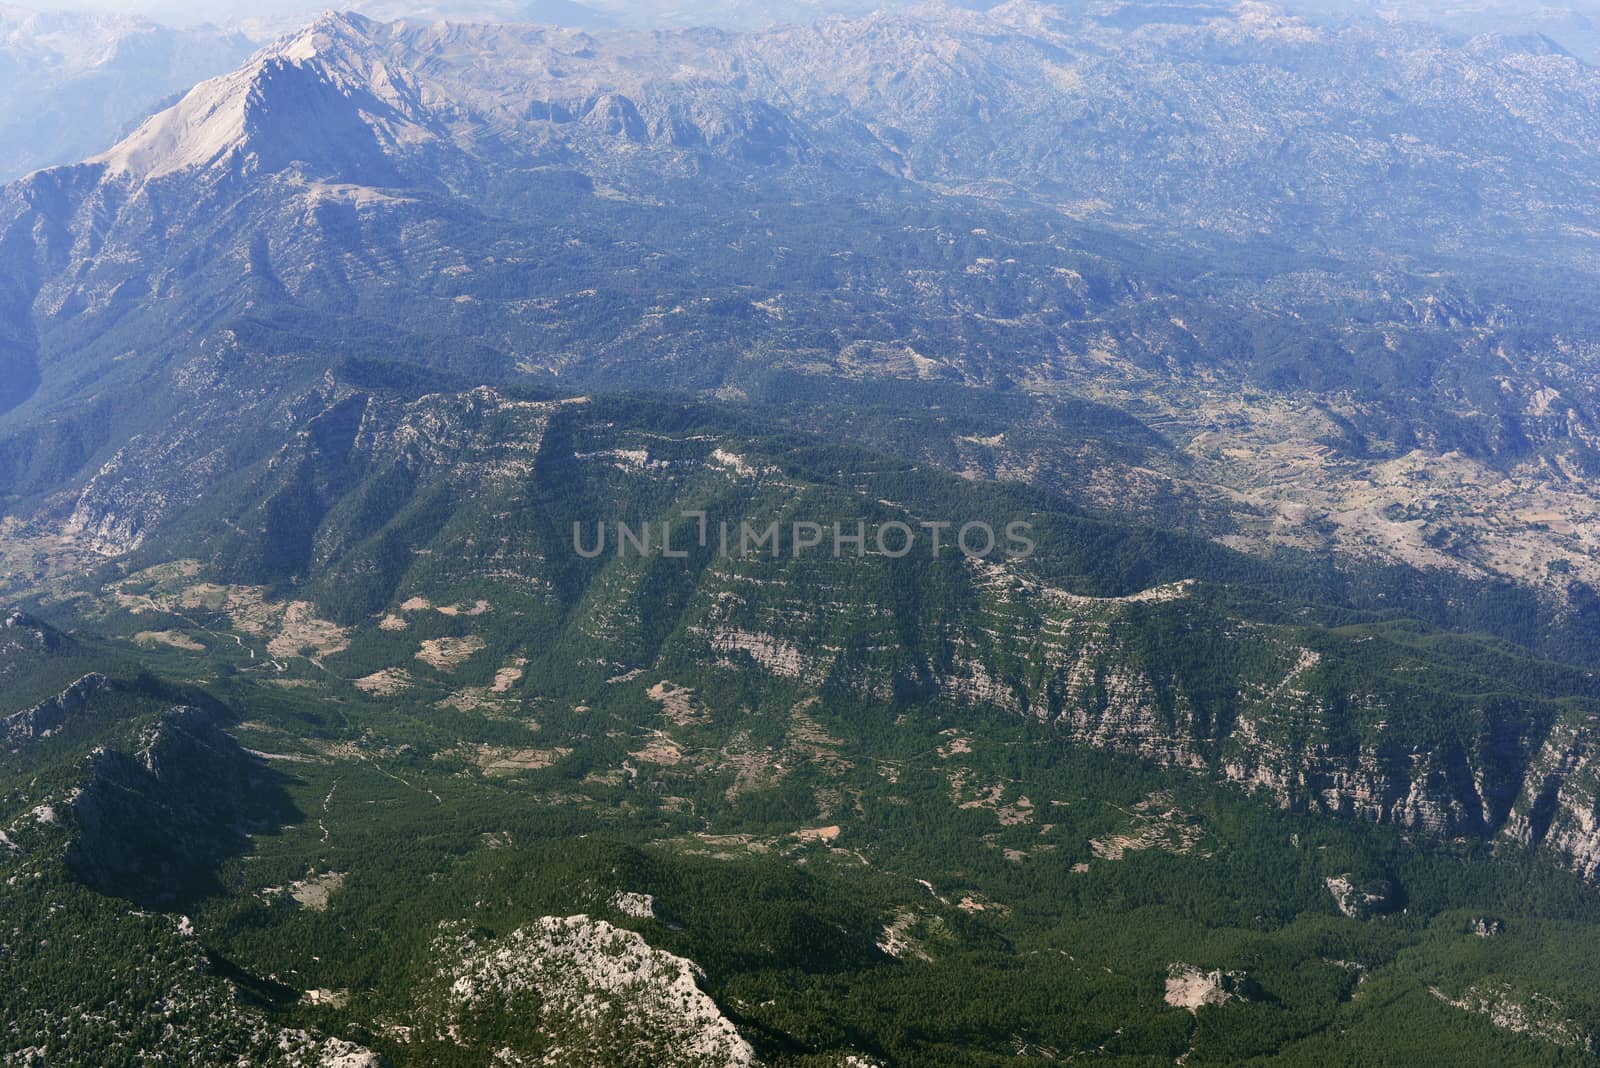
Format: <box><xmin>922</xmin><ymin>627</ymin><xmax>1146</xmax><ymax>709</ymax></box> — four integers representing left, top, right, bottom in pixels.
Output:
<box><xmin>423</xmin><ymin>914</ymin><xmax>755</xmax><ymax>1067</ymax></box>
<box><xmin>678</xmin><ymin>547</ymin><xmax>1600</xmax><ymax>886</ymax></box>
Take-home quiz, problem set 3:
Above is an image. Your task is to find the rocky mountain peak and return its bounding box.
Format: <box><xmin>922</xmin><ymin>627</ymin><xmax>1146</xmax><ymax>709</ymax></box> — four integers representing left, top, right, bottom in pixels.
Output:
<box><xmin>85</xmin><ymin>10</ymin><xmax>422</xmax><ymax>184</ymax></box>
<box><xmin>277</xmin><ymin>9</ymin><xmax>379</xmax><ymax>59</ymax></box>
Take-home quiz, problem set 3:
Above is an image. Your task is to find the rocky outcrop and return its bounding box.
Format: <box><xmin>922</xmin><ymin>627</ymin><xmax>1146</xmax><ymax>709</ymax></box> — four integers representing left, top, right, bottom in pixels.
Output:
<box><xmin>1164</xmin><ymin>963</ymin><xmax>1247</xmax><ymax>1013</ymax></box>
<box><xmin>1325</xmin><ymin>874</ymin><xmax>1397</xmax><ymax>920</ymax></box>
<box><xmin>423</xmin><ymin>915</ymin><xmax>755</xmax><ymax>1067</ymax></box>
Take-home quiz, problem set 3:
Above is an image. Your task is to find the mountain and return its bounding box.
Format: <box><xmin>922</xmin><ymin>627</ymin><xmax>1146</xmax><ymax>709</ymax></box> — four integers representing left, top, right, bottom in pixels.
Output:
<box><xmin>11</xmin><ymin>385</ymin><xmax>1600</xmax><ymax>1062</ymax></box>
<box><xmin>8</xmin><ymin>3</ymin><xmax>1600</xmax><ymax>1064</ymax></box>
<box><xmin>0</xmin><ymin>3</ymin><xmax>254</xmax><ymax>181</ymax></box>
<box><xmin>5</xmin><ymin>3</ymin><xmax>1600</xmax><ymax>607</ymax></box>
<box><xmin>200</xmin><ymin>0</ymin><xmax>892</xmax><ymax>33</ymax></box>
<box><xmin>546</xmin><ymin>0</ymin><xmax>895</xmax><ymax>27</ymax></box>
<box><xmin>80</xmin><ymin>383</ymin><xmax>1600</xmax><ymax>883</ymax></box>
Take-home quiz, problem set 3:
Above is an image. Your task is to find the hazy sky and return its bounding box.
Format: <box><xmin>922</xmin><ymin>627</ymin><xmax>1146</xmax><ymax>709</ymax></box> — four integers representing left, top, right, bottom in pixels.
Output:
<box><xmin>10</xmin><ymin>0</ymin><xmax>1600</xmax><ymax>53</ymax></box>
<box><xmin>13</xmin><ymin>0</ymin><xmax>324</xmax><ymax>23</ymax></box>
<box><xmin>5</xmin><ymin>0</ymin><xmax>893</xmax><ymax>29</ymax></box>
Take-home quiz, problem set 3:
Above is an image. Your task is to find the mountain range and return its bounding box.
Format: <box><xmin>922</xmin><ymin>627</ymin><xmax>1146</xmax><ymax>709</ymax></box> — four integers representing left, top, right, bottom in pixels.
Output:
<box><xmin>5</xmin><ymin>3</ymin><xmax>1600</xmax><ymax>595</ymax></box>
<box><xmin>6</xmin><ymin>1</ymin><xmax>1600</xmax><ymax>1064</ymax></box>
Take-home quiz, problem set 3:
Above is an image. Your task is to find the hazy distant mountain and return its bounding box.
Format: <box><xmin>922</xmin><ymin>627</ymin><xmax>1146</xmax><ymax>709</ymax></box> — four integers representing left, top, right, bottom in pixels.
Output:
<box><xmin>27</xmin><ymin>2</ymin><xmax>1600</xmax><ymax>262</ymax></box>
<box><xmin>0</xmin><ymin>1</ymin><xmax>1597</xmax><ymax>617</ymax></box>
<box><xmin>341</xmin><ymin>0</ymin><xmax>614</xmax><ymax>27</ymax></box>
<box><xmin>206</xmin><ymin>0</ymin><xmax>897</xmax><ymax>31</ymax></box>
<box><xmin>1286</xmin><ymin>0</ymin><xmax>1600</xmax><ymax>62</ymax></box>
<box><xmin>0</xmin><ymin>4</ymin><xmax>254</xmax><ymax>180</ymax></box>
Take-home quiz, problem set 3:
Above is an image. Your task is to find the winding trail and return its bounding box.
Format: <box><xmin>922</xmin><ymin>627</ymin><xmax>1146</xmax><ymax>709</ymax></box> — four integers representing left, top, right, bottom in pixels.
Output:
<box><xmin>318</xmin><ymin>780</ymin><xmax>339</xmax><ymax>843</ymax></box>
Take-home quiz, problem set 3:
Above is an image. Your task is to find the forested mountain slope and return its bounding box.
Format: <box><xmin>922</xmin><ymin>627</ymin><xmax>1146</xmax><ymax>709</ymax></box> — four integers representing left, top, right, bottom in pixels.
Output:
<box><xmin>10</xmin><ymin>387</ymin><xmax>1600</xmax><ymax>1063</ymax></box>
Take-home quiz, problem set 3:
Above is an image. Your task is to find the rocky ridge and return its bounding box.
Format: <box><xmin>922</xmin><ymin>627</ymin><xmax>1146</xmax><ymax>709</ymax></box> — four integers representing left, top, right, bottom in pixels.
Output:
<box><xmin>0</xmin><ymin>672</ymin><xmax>110</xmax><ymax>747</ymax></box>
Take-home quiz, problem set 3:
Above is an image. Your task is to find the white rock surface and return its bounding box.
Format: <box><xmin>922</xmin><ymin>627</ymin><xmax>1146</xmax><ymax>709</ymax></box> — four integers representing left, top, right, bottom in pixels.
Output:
<box><xmin>432</xmin><ymin>914</ymin><xmax>755</xmax><ymax>1066</ymax></box>
<box><xmin>1163</xmin><ymin>963</ymin><xmax>1242</xmax><ymax>1013</ymax></box>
